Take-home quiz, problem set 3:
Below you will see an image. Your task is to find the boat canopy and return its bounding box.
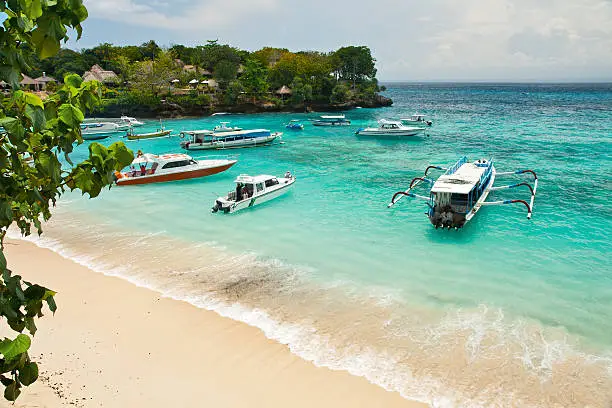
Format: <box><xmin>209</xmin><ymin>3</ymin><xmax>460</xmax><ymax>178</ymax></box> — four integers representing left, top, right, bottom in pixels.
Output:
<box><xmin>131</xmin><ymin>153</ymin><xmax>192</xmax><ymax>166</ymax></box>
<box><xmin>320</xmin><ymin>115</ymin><xmax>345</xmax><ymax>119</ymax></box>
<box><xmin>234</xmin><ymin>174</ymin><xmax>276</xmax><ymax>184</ymax></box>
<box><xmin>431</xmin><ymin>161</ymin><xmax>490</xmax><ymax>195</ymax></box>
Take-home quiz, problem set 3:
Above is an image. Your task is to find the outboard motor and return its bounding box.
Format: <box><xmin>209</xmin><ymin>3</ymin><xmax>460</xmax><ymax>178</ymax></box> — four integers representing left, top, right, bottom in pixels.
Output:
<box><xmin>211</xmin><ymin>200</ymin><xmax>221</xmax><ymax>213</ymax></box>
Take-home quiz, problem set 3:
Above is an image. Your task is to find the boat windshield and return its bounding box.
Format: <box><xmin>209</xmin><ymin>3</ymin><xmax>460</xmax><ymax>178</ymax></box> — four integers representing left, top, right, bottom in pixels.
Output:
<box><xmin>161</xmin><ymin>159</ymin><xmax>196</xmax><ymax>169</ymax></box>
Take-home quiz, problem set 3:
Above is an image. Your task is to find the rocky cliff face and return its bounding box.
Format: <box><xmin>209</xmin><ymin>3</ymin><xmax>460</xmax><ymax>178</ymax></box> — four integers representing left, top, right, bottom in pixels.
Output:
<box><xmin>95</xmin><ymin>93</ymin><xmax>393</xmax><ymax>119</ymax></box>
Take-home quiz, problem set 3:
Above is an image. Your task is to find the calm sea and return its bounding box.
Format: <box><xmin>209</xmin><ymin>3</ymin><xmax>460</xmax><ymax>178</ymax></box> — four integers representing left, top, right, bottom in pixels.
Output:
<box><xmin>17</xmin><ymin>83</ymin><xmax>612</xmax><ymax>407</ymax></box>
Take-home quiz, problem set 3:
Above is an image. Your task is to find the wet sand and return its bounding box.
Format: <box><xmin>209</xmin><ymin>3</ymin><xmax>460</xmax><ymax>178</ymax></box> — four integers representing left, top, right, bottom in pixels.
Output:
<box><xmin>1</xmin><ymin>239</ymin><xmax>426</xmax><ymax>408</ymax></box>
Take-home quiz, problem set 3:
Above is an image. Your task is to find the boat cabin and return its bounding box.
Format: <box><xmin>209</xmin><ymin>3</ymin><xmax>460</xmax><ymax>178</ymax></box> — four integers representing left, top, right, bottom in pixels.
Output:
<box><xmin>410</xmin><ymin>114</ymin><xmax>426</xmax><ymax>122</ymax></box>
<box><xmin>429</xmin><ymin>158</ymin><xmax>493</xmax><ymax>227</ymax></box>
<box><xmin>378</xmin><ymin>120</ymin><xmax>403</xmax><ymax>129</ymax></box>
<box><xmin>228</xmin><ymin>174</ymin><xmax>280</xmax><ymax>201</ymax></box>
<box><xmin>314</xmin><ymin>115</ymin><xmax>351</xmax><ymax>125</ymax></box>
<box><xmin>127</xmin><ymin>153</ymin><xmax>196</xmax><ymax>177</ymax></box>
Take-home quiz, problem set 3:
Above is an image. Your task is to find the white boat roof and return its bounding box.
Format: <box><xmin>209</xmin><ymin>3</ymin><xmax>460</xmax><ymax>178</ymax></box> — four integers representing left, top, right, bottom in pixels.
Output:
<box><xmin>431</xmin><ymin>162</ymin><xmax>488</xmax><ymax>194</ymax></box>
<box><xmin>131</xmin><ymin>153</ymin><xmax>192</xmax><ymax>165</ymax></box>
<box><xmin>379</xmin><ymin>119</ymin><xmax>402</xmax><ymax>125</ymax></box>
<box><xmin>320</xmin><ymin>115</ymin><xmax>345</xmax><ymax>119</ymax></box>
<box><xmin>182</xmin><ymin>129</ymin><xmax>214</xmax><ymax>135</ymax></box>
<box><xmin>234</xmin><ymin>174</ymin><xmax>277</xmax><ymax>184</ymax></box>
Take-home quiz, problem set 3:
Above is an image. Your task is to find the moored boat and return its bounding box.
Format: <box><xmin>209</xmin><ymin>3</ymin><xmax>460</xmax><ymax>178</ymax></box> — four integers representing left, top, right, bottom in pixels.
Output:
<box><xmin>400</xmin><ymin>113</ymin><xmax>432</xmax><ymax>127</ymax></box>
<box><xmin>388</xmin><ymin>157</ymin><xmax>538</xmax><ymax>229</ymax></box>
<box><xmin>311</xmin><ymin>115</ymin><xmax>351</xmax><ymax>126</ymax></box>
<box><xmin>212</xmin><ymin>172</ymin><xmax>296</xmax><ymax>213</ymax></box>
<box><xmin>127</xmin><ymin>128</ymin><xmax>172</xmax><ymax>141</ymax></box>
<box><xmin>119</xmin><ymin>115</ymin><xmax>145</xmax><ymax>127</ymax></box>
<box><xmin>115</xmin><ymin>153</ymin><xmax>237</xmax><ymax>186</ymax></box>
<box><xmin>286</xmin><ymin>119</ymin><xmax>304</xmax><ymax>130</ymax></box>
<box><xmin>179</xmin><ymin>129</ymin><xmax>281</xmax><ymax>150</ymax></box>
<box><xmin>213</xmin><ymin>122</ymin><xmax>242</xmax><ymax>132</ymax></box>
<box><xmin>81</xmin><ymin>121</ymin><xmax>128</xmax><ymax>140</ymax></box>
<box><xmin>356</xmin><ymin>119</ymin><xmax>425</xmax><ymax>137</ymax></box>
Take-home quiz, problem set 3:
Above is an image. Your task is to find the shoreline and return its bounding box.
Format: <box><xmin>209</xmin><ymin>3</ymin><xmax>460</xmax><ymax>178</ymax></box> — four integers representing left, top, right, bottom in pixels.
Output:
<box><xmin>1</xmin><ymin>239</ymin><xmax>426</xmax><ymax>408</ymax></box>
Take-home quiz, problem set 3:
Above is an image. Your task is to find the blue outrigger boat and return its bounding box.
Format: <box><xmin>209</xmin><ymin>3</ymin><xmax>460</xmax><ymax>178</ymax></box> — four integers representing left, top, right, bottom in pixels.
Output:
<box><xmin>388</xmin><ymin>157</ymin><xmax>538</xmax><ymax>229</ymax></box>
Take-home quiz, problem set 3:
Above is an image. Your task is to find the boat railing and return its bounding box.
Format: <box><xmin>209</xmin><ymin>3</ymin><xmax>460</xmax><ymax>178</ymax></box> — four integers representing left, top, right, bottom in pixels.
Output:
<box><xmin>445</xmin><ymin>156</ymin><xmax>468</xmax><ymax>175</ymax></box>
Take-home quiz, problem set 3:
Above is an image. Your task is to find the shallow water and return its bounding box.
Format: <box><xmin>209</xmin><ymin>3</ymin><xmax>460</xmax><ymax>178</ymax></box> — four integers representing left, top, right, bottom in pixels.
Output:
<box><xmin>15</xmin><ymin>83</ymin><xmax>612</xmax><ymax>407</ymax></box>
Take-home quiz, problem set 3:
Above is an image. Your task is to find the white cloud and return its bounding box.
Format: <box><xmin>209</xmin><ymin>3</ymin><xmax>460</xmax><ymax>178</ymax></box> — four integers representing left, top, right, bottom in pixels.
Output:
<box><xmin>82</xmin><ymin>0</ymin><xmax>612</xmax><ymax>81</ymax></box>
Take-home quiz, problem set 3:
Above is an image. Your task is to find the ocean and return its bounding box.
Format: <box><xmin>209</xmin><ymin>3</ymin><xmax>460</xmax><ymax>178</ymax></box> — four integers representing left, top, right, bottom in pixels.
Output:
<box><xmin>15</xmin><ymin>83</ymin><xmax>612</xmax><ymax>407</ymax></box>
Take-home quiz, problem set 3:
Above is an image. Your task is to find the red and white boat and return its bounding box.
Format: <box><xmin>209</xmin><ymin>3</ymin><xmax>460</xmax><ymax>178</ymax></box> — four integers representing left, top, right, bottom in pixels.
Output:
<box><xmin>114</xmin><ymin>153</ymin><xmax>237</xmax><ymax>186</ymax></box>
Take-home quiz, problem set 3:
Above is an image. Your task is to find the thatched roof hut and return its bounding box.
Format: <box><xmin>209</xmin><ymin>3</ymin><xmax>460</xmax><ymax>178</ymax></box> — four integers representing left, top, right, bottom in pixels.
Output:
<box><xmin>82</xmin><ymin>65</ymin><xmax>119</xmax><ymax>84</ymax></box>
<box><xmin>276</xmin><ymin>85</ymin><xmax>292</xmax><ymax>96</ymax></box>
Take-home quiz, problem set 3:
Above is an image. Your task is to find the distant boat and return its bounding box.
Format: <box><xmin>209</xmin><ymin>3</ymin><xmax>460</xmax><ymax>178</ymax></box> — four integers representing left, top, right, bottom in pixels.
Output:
<box><xmin>311</xmin><ymin>115</ymin><xmax>351</xmax><ymax>126</ymax></box>
<box><xmin>81</xmin><ymin>122</ymin><xmax>127</xmax><ymax>139</ymax></box>
<box><xmin>400</xmin><ymin>113</ymin><xmax>432</xmax><ymax>127</ymax></box>
<box><xmin>118</xmin><ymin>115</ymin><xmax>145</xmax><ymax>127</ymax></box>
<box><xmin>212</xmin><ymin>172</ymin><xmax>296</xmax><ymax>214</ymax></box>
<box><xmin>115</xmin><ymin>153</ymin><xmax>237</xmax><ymax>186</ymax></box>
<box><xmin>127</xmin><ymin>120</ymin><xmax>172</xmax><ymax>140</ymax></box>
<box><xmin>286</xmin><ymin>119</ymin><xmax>304</xmax><ymax>130</ymax></box>
<box><xmin>179</xmin><ymin>128</ymin><xmax>281</xmax><ymax>150</ymax></box>
<box><xmin>356</xmin><ymin>119</ymin><xmax>425</xmax><ymax>137</ymax></box>
<box><xmin>212</xmin><ymin>112</ymin><xmax>230</xmax><ymax>116</ymax></box>
<box><xmin>388</xmin><ymin>157</ymin><xmax>538</xmax><ymax>229</ymax></box>
<box><xmin>213</xmin><ymin>122</ymin><xmax>242</xmax><ymax>132</ymax></box>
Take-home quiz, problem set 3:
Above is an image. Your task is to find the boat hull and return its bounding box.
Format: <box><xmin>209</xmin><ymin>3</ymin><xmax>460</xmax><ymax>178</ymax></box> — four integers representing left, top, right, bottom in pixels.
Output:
<box><xmin>116</xmin><ymin>160</ymin><xmax>236</xmax><ymax>186</ymax></box>
<box><xmin>215</xmin><ymin>178</ymin><xmax>295</xmax><ymax>213</ymax></box>
<box><xmin>127</xmin><ymin>130</ymin><xmax>172</xmax><ymax>140</ymax></box>
<box><xmin>356</xmin><ymin>129</ymin><xmax>424</xmax><ymax>137</ymax></box>
<box><xmin>181</xmin><ymin>134</ymin><xmax>279</xmax><ymax>150</ymax></box>
<box><xmin>82</xmin><ymin>134</ymin><xmax>111</xmax><ymax>141</ymax></box>
<box><xmin>312</xmin><ymin>122</ymin><xmax>350</xmax><ymax>127</ymax></box>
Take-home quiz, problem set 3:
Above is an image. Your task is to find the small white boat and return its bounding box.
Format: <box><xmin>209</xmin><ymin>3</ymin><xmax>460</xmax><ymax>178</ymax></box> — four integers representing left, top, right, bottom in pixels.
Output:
<box><xmin>119</xmin><ymin>115</ymin><xmax>145</xmax><ymax>127</ymax></box>
<box><xmin>311</xmin><ymin>115</ymin><xmax>351</xmax><ymax>126</ymax></box>
<box><xmin>212</xmin><ymin>172</ymin><xmax>296</xmax><ymax>214</ymax></box>
<box><xmin>213</xmin><ymin>122</ymin><xmax>242</xmax><ymax>132</ymax></box>
<box><xmin>286</xmin><ymin>119</ymin><xmax>304</xmax><ymax>130</ymax></box>
<box><xmin>388</xmin><ymin>157</ymin><xmax>538</xmax><ymax>229</ymax></box>
<box><xmin>400</xmin><ymin>114</ymin><xmax>432</xmax><ymax>127</ymax></box>
<box><xmin>115</xmin><ymin>153</ymin><xmax>237</xmax><ymax>186</ymax></box>
<box><xmin>80</xmin><ymin>122</ymin><xmax>129</xmax><ymax>140</ymax></box>
<box><xmin>179</xmin><ymin>129</ymin><xmax>281</xmax><ymax>150</ymax></box>
<box><xmin>356</xmin><ymin>120</ymin><xmax>425</xmax><ymax>137</ymax></box>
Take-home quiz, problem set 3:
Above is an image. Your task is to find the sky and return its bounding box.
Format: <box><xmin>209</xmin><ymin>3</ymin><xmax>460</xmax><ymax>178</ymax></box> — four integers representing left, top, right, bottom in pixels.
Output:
<box><xmin>74</xmin><ymin>0</ymin><xmax>612</xmax><ymax>81</ymax></box>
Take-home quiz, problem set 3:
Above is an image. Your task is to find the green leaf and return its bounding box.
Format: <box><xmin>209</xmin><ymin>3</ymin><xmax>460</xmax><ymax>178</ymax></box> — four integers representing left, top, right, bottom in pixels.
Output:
<box><xmin>63</xmin><ymin>74</ymin><xmax>83</xmax><ymax>88</ymax></box>
<box><xmin>24</xmin><ymin>284</ymin><xmax>46</xmax><ymax>300</ymax></box>
<box><xmin>22</xmin><ymin>92</ymin><xmax>44</xmax><ymax>109</ymax></box>
<box><xmin>0</xmin><ymin>250</ymin><xmax>6</xmax><ymax>271</ymax></box>
<box><xmin>108</xmin><ymin>142</ymin><xmax>134</xmax><ymax>170</ymax></box>
<box><xmin>24</xmin><ymin>317</ymin><xmax>37</xmax><ymax>336</ymax></box>
<box><xmin>22</xmin><ymin>0</ymin><xmax>43</xmax><ymax>19</ymax></box>
<box><xmin>57</xmin><ymin>103</ymin><xmax>84</xmax><ymax>128</ymax></box>
<box><xmin>0</xmin><ymin>334</ymin><xmax>31</xmax><ymax>360</ymax></box>
<box><xmin>18</xmin><ymin>362</ymin><xmax>38</xmax><ymax>386</ymax></box>
<box><xmin>45</xmin><ymin>295</ymin><xmax>57</xmax><ymax>314</ymax></box>
<box><xmin>4</xmin><ymin>381</ymin><xmax>21</xmax><ymax>401</ymax></box>
<box><xmin>25</xmin><ymin>105</ymin><xmax>46</xmax><ymax>132</ymax></box>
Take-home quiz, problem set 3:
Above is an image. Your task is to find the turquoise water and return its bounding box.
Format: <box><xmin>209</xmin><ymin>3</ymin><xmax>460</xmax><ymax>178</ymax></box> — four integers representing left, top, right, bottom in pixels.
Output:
<box><xmin>23</xmin><ymin>83</ymin><xmax>612</xmax><ymax>407</ymax></box>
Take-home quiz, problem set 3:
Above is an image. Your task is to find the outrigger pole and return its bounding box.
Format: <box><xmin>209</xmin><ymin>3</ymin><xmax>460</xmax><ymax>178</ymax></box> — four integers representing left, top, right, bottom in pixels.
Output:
<box><xmin>481</xmin><ymin>169</ymin><xmax>538</xmax><ymax>219</ymax></box>
<box><xmin>387</xmin><ymin>165</ymin><xmax>447</xmax><ymax>208</ymax></box>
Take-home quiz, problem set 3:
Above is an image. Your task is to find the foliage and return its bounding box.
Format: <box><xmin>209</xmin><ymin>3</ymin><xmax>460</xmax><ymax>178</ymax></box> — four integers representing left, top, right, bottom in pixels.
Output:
<box><xmin>214</xmin><ymin>60</ymin><xmax>238</xmax><ymax>89</ymax></box>
<box><xmin>131</xmin><ymin>51</ymin><xmax>181</xmax><ymax>97</ymax></box>
<box><xmin>333</xmin><ymin>46</ymin><xmax>377</xmax><ymax>85</ymax></box>
<box><xmin>239</xmin><ymin>59</ymin><xmax>268</xmax><ymax>98</ymax></box>
<box><xmin>330</xmin><ymin>83</ymin><xmax>350</xmax><ymax>104</ymax></box>
<box><xmin>290</xmin><ymin>77</ymin><xmax>312</xmax><ymax>105</ymax></box>
<box><xmin>223</xmin><ymin>80</ymin><xmax>245</xmax><ymax>105</ymax></box>
<box><xmin>0</xmin><ymin>0</ymin><xmax>134</xmax><ymax>401</ymax></box>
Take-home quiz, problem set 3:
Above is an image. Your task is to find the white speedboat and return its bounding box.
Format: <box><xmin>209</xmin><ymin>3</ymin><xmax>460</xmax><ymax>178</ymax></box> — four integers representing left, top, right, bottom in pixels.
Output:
<box><xmin>213</xmin><ymin>122</ymin><xmax>242</xmax><ymax>132</ymax></box>
<box><xmin>114</xmin><ymin>153</ymin><xmax>237</xmax><ymax>186</ymax></box>
<box><xmin>311</xmin><ymin>115</ymin><xmax>351</xmax><ymax>126</ymax></box>
<box><xmin>212</xmin><ymin>172</ymin><xmax>296</xmax><ymax>214</ymax></box>
<box><xmin>388</xmin><ymin>157</ymin><xmax>538</xmax><ymax>229</ymax></box>
<box><xmin>81</xmin><ymin>122</ymin><xmax>129</xmax><ymax>140</ymax></box>
<box><xmin>179</xmin><ymin>129</ymin><xmax>281</xmax><ymax>150</ymax></box>
<box><xmin>400</xmin><ymin>114</ymin><xmax>432</xmax><ymax>126</ymax></box>
<box><xmin>119</xmin><ymin>116</ymin><xmax>145</xmax><ymax>127</ymax></box>
<box><xmin>356</xmin><ymin>120</ymin><xmax>425</xmax><ymax>137</ymax></box>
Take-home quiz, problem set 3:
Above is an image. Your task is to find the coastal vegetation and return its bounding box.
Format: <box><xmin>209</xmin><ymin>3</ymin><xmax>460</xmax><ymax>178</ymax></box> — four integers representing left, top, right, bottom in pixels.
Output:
<box><xmin>0</xmin><ymin>0</ymin><xmax>133</xmax><ymax>400</ymax></box>
<box><xmin>24</xmin><ymin>41</ymin><xmax>391</xmax><ymax>117</ymax></box>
